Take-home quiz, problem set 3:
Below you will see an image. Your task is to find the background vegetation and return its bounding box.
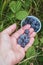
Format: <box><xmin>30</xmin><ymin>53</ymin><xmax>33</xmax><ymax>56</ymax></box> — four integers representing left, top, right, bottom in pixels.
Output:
<box><xmin>0</xmin><ymin>0</ymin><xmax>43</xmax><ymax>65</ymax></box>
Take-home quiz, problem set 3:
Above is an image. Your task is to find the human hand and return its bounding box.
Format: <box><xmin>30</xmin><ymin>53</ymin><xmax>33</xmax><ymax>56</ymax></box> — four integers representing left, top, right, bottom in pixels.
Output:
<box><xmin>0</xmin><ymin>24</ymin><xmax>36</xmax><ymax>65</ymax></box>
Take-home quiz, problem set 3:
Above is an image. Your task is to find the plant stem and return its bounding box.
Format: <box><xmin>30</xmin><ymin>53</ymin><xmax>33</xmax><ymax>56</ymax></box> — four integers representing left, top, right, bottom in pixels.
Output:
<box><xmin>18</xmin><ymin>52</ymin><xmax>41</xmax><ymax>65</ymax></box>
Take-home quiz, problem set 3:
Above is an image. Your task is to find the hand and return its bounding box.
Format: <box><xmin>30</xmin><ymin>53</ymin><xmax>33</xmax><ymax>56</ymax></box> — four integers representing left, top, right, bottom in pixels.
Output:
<box><xmin>0</xmin><ymin>24</ymin><xmax>36</xmax><ymax>65</ymax></box>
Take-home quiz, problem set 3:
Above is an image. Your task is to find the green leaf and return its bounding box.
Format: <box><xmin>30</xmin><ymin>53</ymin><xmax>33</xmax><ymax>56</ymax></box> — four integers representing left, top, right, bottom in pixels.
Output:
<box><xmin>16</xmin><ymin>1</ymin><xmax>22</xmax><ymax>12</ymax></box>
<box><xmin>33</xmin><ymin>35</ymin><xmax>39</xmax><ymax>46</ymax></box>
<box><xmin>25</xmin><ymin>0</ymin><xmax>32</xmax><ymax>7</ymax></box>
<box><xmin>9</xmin><ymin>1</ymin><xmax>16</xmax><ymax>13</ymax></box>
<box><xmin>26</xmin><ymin>46</ymin><xmax>36</xmax><ymax>58</ymax></box>
<box><xmin>16</xmin><ymin>11</ymin><xmax>28</xmax><ymax>20</ymax></box>
<box><xmin>9</xmin><ymin>1</ymin><xmax>22</xmax><ymax>13</ymax></box>
<box><xmin>23</xmin><ymin>0</ymin><xmax>32</xmax><ymax>9</ymax></box>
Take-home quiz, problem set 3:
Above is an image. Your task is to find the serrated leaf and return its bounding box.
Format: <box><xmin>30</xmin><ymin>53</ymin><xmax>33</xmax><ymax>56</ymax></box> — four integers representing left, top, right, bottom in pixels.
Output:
<box><xmin>26</xmin><ymin>46</ymin><xmax>36</xmax><ymax>58</ymax></box>
<box><xmin>16</xmin><ymin>11</ymin><xmax>28</xmax><ymax>20</ymax></box>
<box><xmin>9</xmin><ymin>1</ymin><xmax>22</xmax><ymax>13</ymax></box>
<box><xmin>16</xmin><ymin>1</ymin><xmax>22</xmax><ymax>12</ymax></box>
<box><xmin>9</xmin><ymin>1</ymin><xmax>16</xmax><ymax>13</ymax></box>
<box><xmin>33</xmin><ymin>35</ymin><xmax>39</xmax><ymax>46</ymax></box>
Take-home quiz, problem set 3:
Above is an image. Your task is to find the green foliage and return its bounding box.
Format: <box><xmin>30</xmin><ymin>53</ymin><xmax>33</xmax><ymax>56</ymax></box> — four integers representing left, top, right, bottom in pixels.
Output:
<box><xmin>0</xmin><ymin>21</ymin><xmax>4</xmax><ymax>31</ymax></box>
<box><xmin>33</xmin><ymin>35</ymin><xmax>39</xmax><ymax>46</ymax></box>
<box><xmin>37</xmin><ymin>55</ymin><xmax>43</xmax><ymax>62</ymax></box>
<box><xmin>6</xmin><ymin>12</ymin><xmax>15</xmax><ymax>20</ymax></box>
<box><xmin>0</xmin><ymin>0</ymin><xmax>43</xmax><ymax>65</ymax></box>
<box><xmin>26</xmin><ymin>46</ymin><xmax>36</xmax><ymax>58</ymax></box>
<box><xmin>40</xmin><ymin>38</ymin><xmax>43</xmax><ymax>44</ymax></box>
<box><xmin>9</xmin><ymin>1</ymin><xmax>28</xmax><ymax>20</ymax></box>
<box><xmin>9</xmin><ymin>1</ymin><xmax>16</xmax><ymax>13</ymax></box>
<box><xmin>25</xmin><ymin>0</ymin><xmax>32</xmax><ymax>8</ymax></box>
<box><xmin>9</xmin><ymin>1</ymin><xmax>22</xmax><ymax>13</ymax></box>
<box><xmin>16</xmin><ymin>1</ymin><xmax>22</xmax><ymax>12</ymax></box>
<box><xmin>16</xmin><ymin>11</ymin><xmax>28</xmax><ymax>20</ymax></box>
<box><xmin>19</xmin><ymin>61</ymin><xmax>27</xmax><ymax>65</ymax></box>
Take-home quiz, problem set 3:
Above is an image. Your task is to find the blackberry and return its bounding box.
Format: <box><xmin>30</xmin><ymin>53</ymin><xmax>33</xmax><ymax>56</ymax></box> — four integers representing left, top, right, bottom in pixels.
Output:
<box><xmin>24</xmin><ymin>29</ymin><xmax>29</xmax><ymax>35</ymax></box>
<box><xmin>17</xmin><ymin>32</ymin><xmax>30</xmax><ymax>48</ymax></box>
<box><xmin>17</xmin><ymin>38</ymin><xmax>23</xmax><ymax>45</ymax></box>
<box><xmin>31</xmin><ymin>20</ymin><xmax>40</xmax><ymax>32</ymax></box>
<box><xmin>24</xmin><ymin>36</ymin><xmax>30</xmax><ymax>44</ymax></box>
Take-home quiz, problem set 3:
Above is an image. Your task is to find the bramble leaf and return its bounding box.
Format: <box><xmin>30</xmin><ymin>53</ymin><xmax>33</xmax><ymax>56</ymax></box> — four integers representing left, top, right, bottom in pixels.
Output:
<box><xmin>16</xmin><ymin>11</ymin><xmax>28</xmax><ymax>20</ymax></box>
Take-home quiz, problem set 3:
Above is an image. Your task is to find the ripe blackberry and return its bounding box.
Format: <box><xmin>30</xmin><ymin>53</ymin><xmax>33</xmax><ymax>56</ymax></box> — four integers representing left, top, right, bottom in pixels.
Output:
<box><xmin>24</xmin><ymin>29</ymin><xmax>29</xmax><ymax>35</ymax></box>
<box><xmin>17</xmin><ymin>31</ymin><xmax>30</xmax><ymax>48</ymax></box>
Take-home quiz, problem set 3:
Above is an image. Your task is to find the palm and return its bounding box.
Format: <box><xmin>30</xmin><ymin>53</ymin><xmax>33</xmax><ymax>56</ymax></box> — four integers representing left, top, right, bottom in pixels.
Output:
<box><xmin>11</xmin><ymin>36</ymin><xmax>25</xmax><ymax>64</ymax></box>
<box><xmin>10</xmin><ymin>24</ymin><xmax>36</xmax><ymax>64</ymax></box>
<box><xmin>1</xmin><ymin>24</ymin><xmax>36</xmax><ymax>65</ymax></box>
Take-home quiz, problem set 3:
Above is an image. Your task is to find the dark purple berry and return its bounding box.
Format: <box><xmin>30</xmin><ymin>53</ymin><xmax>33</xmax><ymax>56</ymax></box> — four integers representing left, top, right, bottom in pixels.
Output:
<box><xmin>17</xmin><ymin>38</ymin><xmax>23</xmax><ymax>45</ymax></box>
<box><xmin>21</xmin><ymin>42</ymin><xmax>26</xmax><ymax>48</ymax></box>
<box><xmin>17</xmin><ymin>32</ymin><xmax>30</xmax><ymax>48</ymax></box>
<box><xmin>24</xmin><ymin>36</ymin><xmax>30</xmax><ymax>44</ymax></box>
<box><xmin>24</xmin><ymin>29</ymin><xmax>29</xmax><ymax>35</ymax></box>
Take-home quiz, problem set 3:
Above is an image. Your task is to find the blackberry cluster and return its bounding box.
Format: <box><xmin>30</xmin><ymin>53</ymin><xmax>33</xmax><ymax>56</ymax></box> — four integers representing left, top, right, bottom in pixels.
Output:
<box><xmin>22</xmin><ymin>17</ymin><xmax>40</xmax><ymax>32</ymax></box>
<box><xmin>17</xmin><ymin>29</ymin><xmax>30</xmax><ymax>48</ymax></box>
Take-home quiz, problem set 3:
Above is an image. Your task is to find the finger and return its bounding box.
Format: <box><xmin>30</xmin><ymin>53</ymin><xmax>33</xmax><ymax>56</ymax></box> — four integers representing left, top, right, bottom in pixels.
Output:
<box><xmin>2</xmin><ymin>24</ymin><xmax>16</xmax><ymax>35</ymax></box>
<box><xmin>22</xmin><ymin>24</ymin><xmax>31</xmax><ymax>30</ymax></box>
<box><xmin>24</xmin><ymin>38</ymin><xmax>34</xmax><ymax>51</ymax></box>
<box><xmin>30</xmin><ymin>32</ymin><xmax>36</xmax><ymax>38</ymax></box>
<box><xmin>29</xmin><ymin>28</ymin><xmax>34</xmax><ymax>35</ymax></box>
<box><xmin>12</xmin><ymin>24</ymin><xmax>31</xmax><ymax>39</ymax></box>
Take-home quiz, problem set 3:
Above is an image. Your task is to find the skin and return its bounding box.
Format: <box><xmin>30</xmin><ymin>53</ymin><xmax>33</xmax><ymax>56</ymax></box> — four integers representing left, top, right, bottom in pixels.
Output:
<box><xmin>0</xmin><ymin>24</ymin><xmax>36</xmax><ymax>65</ymax></box>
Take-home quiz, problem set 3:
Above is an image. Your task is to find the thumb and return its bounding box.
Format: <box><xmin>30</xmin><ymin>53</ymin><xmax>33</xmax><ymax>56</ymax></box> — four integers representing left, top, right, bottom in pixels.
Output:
<box><xmin>3</xmin><ymin>24</ymin><xmax>16</xmax><ymax>35</ymax></box>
